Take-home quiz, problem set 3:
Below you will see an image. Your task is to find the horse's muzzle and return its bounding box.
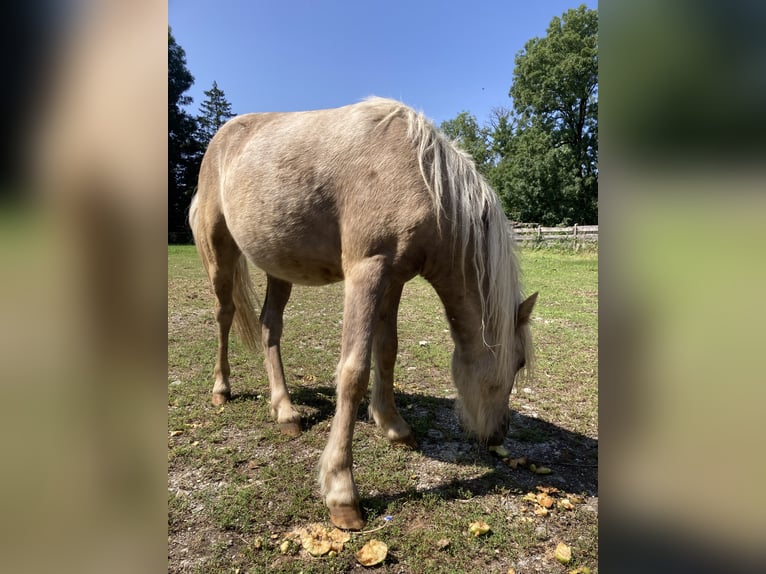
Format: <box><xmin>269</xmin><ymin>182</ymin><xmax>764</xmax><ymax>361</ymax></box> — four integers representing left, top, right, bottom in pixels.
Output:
<box><xmin>486</xmin><ymin>415</ymin><xmax>510</xmax><ymax>447</ymax></box>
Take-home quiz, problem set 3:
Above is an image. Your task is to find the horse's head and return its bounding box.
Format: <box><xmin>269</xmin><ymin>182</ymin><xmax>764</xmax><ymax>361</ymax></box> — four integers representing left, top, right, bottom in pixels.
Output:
<box><xmin>453</xmin><ymin>292</ymin><xmax>537</xmax><ymax>447</ymax></box>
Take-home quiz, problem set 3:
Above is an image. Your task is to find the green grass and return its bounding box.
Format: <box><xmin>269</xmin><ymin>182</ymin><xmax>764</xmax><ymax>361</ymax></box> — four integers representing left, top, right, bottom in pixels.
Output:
<box><xmin>169</xmin><ymin>245</ymin><xmax>598</xmax><ymax>573</ymax></box>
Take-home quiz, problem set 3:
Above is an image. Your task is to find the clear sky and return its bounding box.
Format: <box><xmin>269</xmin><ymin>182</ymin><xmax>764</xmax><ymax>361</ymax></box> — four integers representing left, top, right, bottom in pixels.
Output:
<box><xmin>169</xmin><ymin>1</ymin><xmax>597</xmax><ymax>126</ymax></box>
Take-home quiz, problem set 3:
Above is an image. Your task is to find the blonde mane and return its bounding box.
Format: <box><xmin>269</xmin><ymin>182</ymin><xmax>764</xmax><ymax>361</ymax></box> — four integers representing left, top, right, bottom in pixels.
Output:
<box><xmin>364</xmin><ymin>97</ymin><xmax>528</xmax><ymax>385</ymax></box>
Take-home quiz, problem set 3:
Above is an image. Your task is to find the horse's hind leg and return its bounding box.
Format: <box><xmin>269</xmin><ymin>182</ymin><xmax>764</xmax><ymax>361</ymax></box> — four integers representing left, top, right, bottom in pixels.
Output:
<box><xmin>369</xmin><ymin>282</ymin><xmax>416</xmax><ymax>447</ymax></box>
<box><xmin>260</xmin><ymin>275</ymin><xmax>302</xmax><ymax>437</ymax></box>
<box><xmin>208</xmin><ymin>229</ymin><xmax>240</xmax><ymax>406</ymax></box>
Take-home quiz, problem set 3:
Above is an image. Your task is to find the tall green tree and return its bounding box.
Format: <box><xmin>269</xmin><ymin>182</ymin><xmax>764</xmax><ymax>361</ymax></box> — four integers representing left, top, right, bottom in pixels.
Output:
<box><xmin>196</xmin><ymin>81</ymin><xmax>236</xmax><ymax>148</ymax></box>
<box><xmin>168</xmin><ymin>28</ymin><xmax>201</xmax><ymax>241</ymax></box>
<box><xmin>494</xmin><ymin>125</ymin><xmax>571</xmax><ymax>224</ymax></box>
<box><xmin>501</xmin><ymin>5</ymin><xmax>598</xmax><ymax>224</ymax></box>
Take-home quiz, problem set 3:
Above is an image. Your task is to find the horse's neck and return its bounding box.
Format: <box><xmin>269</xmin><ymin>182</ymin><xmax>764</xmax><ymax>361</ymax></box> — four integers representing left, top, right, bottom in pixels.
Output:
<box><xmin>430</xmin><ymin>273</ymin><xmax>485</xmax><ymax>358</ymax></box>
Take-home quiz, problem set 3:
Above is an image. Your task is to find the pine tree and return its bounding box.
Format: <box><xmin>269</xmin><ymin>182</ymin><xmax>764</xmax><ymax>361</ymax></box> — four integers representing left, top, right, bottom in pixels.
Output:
<box><xmin>196</xmin><ymin>81</ymin><xmax>235</xmax><ymax>148</ymax></box>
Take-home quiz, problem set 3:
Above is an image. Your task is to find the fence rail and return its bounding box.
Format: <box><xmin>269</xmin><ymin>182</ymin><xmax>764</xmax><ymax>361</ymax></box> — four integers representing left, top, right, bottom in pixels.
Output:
<box><xmin>512</xmin><ymin>224</ymin><xmax>598</xmax><ymax>243</ymax></box>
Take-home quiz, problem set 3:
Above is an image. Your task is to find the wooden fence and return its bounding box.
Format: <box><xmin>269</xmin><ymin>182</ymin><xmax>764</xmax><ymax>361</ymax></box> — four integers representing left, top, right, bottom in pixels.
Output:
<box><xmin>512</xmin><ymin>224</ymin><xmax>598</xmax><ymax>244</ymax></box>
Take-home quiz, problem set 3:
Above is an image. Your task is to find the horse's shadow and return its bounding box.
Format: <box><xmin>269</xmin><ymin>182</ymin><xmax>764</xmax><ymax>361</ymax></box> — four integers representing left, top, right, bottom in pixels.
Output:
<box><xmin>233</xmin><ymin>383</ymin><xmax>597</xmax><ymax>504</ymax></box>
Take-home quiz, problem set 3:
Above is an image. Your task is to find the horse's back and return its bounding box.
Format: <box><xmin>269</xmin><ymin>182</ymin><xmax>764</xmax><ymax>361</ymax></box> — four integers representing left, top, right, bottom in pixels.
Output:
<box><xmin>200</xmin><ymin>100</ymin><xmax>437</xmax><ymax>285</ymax></box>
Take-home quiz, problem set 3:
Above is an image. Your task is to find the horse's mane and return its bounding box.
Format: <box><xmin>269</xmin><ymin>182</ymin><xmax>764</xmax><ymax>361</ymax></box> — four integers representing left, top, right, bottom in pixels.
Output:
<box><xmin>362</xmin><ymin>97</ymin><xmax>531</xmax><ymax>386</ymax></box>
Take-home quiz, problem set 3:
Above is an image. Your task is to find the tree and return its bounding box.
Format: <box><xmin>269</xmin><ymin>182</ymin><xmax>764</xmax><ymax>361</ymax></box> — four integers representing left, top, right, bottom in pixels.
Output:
<box><xmin>440</xmin><ymin>112</ymin><xmax>492</xmax><ymax>176</ymax></box>
<box><xmin>196</xmin><ymin>81</ymin><xmax>236</xmax><ymax>148</ymax></box>
<box><xmin>487</xmin><ymin>107</ymin><xmax>515</xmax><ymax>161</ymax></box>
<box><xmin>502</xmin><ymin>5</ymin><xmax>598</xmax><ymax>224</ymax></box>
<box><xmin>168</xmin><ymin>28</ymin><xmax>202</xmax><ymax>241</ymax></box>
<box><xmin>494</xmin><ymin>125</ymin><xmax>569</xmax><ymax>224</ymax></box>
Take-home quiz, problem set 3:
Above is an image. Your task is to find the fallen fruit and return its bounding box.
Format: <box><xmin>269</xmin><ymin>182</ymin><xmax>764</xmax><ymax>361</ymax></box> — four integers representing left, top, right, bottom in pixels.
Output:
<box><xmin>468</xmin><ymin>520</ymin><xmax>491</xmax><ymax>537</ymax></box>
<box><xmin>488</xmin><ymin>445</ymin><xmax>511</xmax><ymax>458</ymax></box>
<box><xmin>356</xmin><ymin>539</ymin><xmax>388</xmax><ymax>566</ymax></box>
<box><xmin>293</xmin><ymin>523</ymin><xmax>342</xmax><ymax>556</ymax></box>
<box><xmin>530</xmin><ymin>464</ymin><xmax>552</xmax><ymax>475</ymax></box>
<box><xmin>281</xmin><ymin>523</ymin><xmax>347</xmax><ymax>557</ymax></box>
<box><xmin>328</xmin><ymin>528</ymin><xmax>351</xmax><ymax>552</ymax></box>
<box><xmin>554</xmin><ymin>542</ymin><xmax>572</xmax><ymax>564</ymax></box>
<box><xmin>302</xmin><ymin>535</ymin><xmax>331</xmax><ymax>557</ymax></box>
<box><xmin>536</xmin><ymin>493</ymin><xmax>554</xmax><ymax>508</ymax></box>
<box><xmin>569</xmin><ymin>568</ymin><xmax>591</xmax><ymax>574</ymax></box>
<box><xmin>536</xmin><ymin>485</ymin><xmax>559</xmax><ymax>494</ymax></box>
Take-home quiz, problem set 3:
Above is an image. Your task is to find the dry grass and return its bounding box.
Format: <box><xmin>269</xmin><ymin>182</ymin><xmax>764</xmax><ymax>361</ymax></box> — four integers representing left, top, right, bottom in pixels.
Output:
<box><xmin>168</xmin><ymin>245</ymin><xmax>598</xmax><ymax>573</ymax></box>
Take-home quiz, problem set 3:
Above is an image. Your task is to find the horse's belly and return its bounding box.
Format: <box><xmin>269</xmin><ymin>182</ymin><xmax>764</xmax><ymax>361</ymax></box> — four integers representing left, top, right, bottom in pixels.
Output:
<box><xmin>239</xmin><ymin>236</ymin><xmax>344</xmax><ymax>286</ymax></box>
<box><xmin>224</xmin><ymin>191</ymin><xmax>345</xmax><ymax>285</ymax></box>
<box><xmin>255</xmin><ymin>255</ymin><xmax>344</xmax><ymax>286</ymax></box>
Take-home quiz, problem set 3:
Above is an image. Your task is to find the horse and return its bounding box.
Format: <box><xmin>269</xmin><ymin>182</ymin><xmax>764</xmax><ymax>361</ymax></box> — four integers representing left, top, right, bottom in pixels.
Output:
<box><xmin>189</xmin><ymin>97</ymin><xmax>537</xmax><ymax>530</ymax></box>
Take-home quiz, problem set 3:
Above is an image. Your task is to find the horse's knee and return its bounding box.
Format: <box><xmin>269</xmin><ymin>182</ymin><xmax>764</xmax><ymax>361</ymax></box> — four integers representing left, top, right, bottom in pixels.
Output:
<box><xmin>215</xmin><ymin>302</ymin><xmax>234</xmax><ymax>323</ymax></box>
<box><xmin>261</xmin><ymin>326</ymin><xmax>283</xmax><ymax>348</ymax></box>
<box><xmin>337</xmin><ymin>357</ymin><xmax>369</xmax><ymax>402</ymax></box>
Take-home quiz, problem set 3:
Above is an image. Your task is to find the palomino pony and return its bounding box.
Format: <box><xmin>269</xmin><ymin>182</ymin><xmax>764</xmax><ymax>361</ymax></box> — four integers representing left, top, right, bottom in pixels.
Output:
<box><xmin>189</xmin><ymin>97</ymin><xmax>537</xmax><ymax>530</ymax></box>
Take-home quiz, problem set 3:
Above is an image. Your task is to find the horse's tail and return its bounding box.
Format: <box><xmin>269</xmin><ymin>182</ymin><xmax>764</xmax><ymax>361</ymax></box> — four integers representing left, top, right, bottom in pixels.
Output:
<box><xmin>189</xmin><ymin>191</ymin><xmax>262</xmax><ymax>354</ymax></box>
<box><xmin>188</xmin><ymin>192</ymin><xmax>201</xmax><ymax>238</ymax></box>
<box><xmin>230</xmin><ymin>256</ymin><xmax>262</xmax><ymax>354</ymax></box>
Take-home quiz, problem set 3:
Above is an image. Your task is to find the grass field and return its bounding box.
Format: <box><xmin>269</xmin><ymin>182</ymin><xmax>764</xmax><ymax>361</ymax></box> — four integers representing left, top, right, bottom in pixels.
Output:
<box><xmin>168</xmin><ymin>245</ymin><xmax>598</xmax><ymax>573</ymax></box>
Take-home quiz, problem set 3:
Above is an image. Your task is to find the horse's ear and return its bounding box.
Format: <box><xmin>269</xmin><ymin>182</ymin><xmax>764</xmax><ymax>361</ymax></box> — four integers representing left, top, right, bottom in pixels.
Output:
<box><xmin>517</xmin><ymin>292</ymin><xmax>538</xmax><ymax>326</ymax></box>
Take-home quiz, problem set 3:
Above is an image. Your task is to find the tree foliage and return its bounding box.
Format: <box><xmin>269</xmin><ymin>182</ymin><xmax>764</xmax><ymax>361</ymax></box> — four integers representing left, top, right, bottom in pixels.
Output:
<box><xmin>440</xmin><ymin>112</ymin><xmax>492</xmax><ymax>176</ymax></box>
<box><xmin>508</xmin><ymin>4</ymin><xmax>597</xmax><ymax>224</ymax></box>
<box><xmin>442</xmin><ymin>5</ymin><xmax>598</xmax><ymax>225</ymax></box>
<box><xmin>168</xmin><ymin>28</ymin><xmax>201</xmax><ymax>240</ymax></box>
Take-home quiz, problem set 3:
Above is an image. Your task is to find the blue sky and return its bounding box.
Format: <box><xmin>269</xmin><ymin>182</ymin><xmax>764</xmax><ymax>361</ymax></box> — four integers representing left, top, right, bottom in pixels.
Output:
<box><xmin>169</xmin><ymin>1</ymin><xmax>597</xmax><ymax>126</ymax></box>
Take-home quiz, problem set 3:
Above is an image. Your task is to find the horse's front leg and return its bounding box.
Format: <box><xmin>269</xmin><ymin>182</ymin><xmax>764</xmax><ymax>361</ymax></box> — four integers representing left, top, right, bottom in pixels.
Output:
<box><xmin>319</xmin><ymin>256</ymin><xmax>389</xmax><ymax>530</ymax></box>
<box><xmin>369</xmin><ymin>282</ymin><xmax>416</xmax><ymax>447</ymax></box>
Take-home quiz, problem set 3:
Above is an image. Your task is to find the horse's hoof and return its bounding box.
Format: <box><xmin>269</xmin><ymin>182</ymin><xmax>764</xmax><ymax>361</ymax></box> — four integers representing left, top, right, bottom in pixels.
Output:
<box><xmin>212</xmin><ymin>392</ymin><xmax>230</xmax><ymax>406</ymax></box>
<box><xmin>279</xmin><ymin>421</ymin><xmax>302</xmax><ymax>438</ymax></box>
<box><xmin>328</xmin><ymin>504</ymin><xmax>365</xmax><ymax>531</ymax></box>
<box><xmin>391</xmin><ymin>434</ymin><xmax>418</xmax><ymax>450</ymax></box>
